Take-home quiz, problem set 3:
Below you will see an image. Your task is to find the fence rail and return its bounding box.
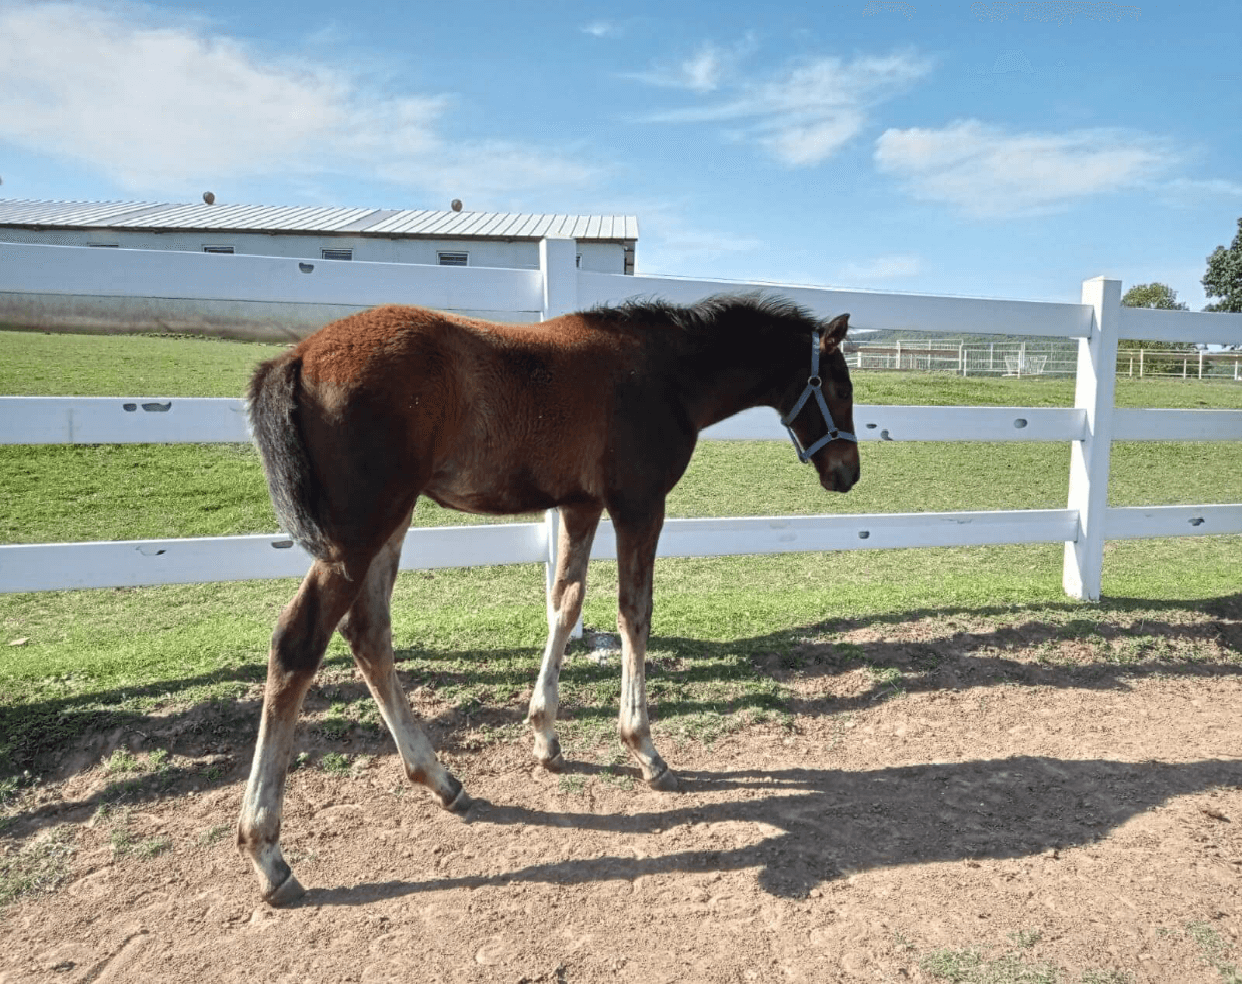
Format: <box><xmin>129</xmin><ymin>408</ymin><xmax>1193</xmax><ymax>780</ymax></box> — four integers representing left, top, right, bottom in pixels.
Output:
<box><xmin>2</xmin><ymin>240</ymin><xmax>1241</xmax><ymax>602</ymax></box>
<box><xmin>8</xmin><ymin>398</ymin><xmax>1242</xmax><ymax>448</ymax></box>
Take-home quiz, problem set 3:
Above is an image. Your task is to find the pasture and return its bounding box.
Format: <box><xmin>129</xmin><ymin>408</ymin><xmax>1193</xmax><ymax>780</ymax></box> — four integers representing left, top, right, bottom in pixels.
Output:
<box><xmin>2</xmin><ymin>329</ymin><xmax>1241</xmax><ymax>983</ymax></box>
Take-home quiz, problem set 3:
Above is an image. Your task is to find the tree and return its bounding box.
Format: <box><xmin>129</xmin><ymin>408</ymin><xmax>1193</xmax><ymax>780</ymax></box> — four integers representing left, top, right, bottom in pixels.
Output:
<box><xmin>1119</xmin><ymin>282</ymin><xmax>1187</xmax><ymax>372</ymax></box>
<box><xmin>1121</xmin><ymin>282</ymin><xmax>1188</xmax><ymax>311</ymax></box>
<box><xmin>1202</xmin><ymin>217</ymin><xmax>1242</xmax><ymax>314</ymax></box>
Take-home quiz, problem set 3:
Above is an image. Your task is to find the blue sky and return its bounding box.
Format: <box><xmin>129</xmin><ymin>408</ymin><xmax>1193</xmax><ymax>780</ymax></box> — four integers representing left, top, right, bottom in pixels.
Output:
<box><xmin>1</xmin><ymin>0</ymin><xmax>1239</xmax><ymax>308</ymax></box>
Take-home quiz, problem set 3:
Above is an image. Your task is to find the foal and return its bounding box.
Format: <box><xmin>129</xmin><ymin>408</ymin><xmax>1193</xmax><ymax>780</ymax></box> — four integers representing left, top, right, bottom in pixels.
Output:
<box><xmin>238</xmin><ymin>295</ymin><xmax>858</xmax><ymax>903</ymax></box>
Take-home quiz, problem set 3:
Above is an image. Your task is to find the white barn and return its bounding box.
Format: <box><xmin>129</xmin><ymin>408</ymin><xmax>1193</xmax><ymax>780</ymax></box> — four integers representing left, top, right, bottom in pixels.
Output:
<box><xmin>0</xmin><ymin>198</ymin><xmax>637</xmax><ymax>274</ymax></box>
<box><xmin>0</xmin><ymin>198</ymin><xmax>638</xmax><ymax>339</ymax></box>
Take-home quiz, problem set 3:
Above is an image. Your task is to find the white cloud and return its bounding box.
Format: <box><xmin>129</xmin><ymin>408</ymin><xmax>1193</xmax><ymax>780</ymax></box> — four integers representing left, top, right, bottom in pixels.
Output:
<box><xmin>874</xmin><ymin>120</ymin><xmax>1174</xmax><ymax>217</ymax></box>
<box><xmin>628</xmin><ymin>36</ymin><xmax>756</xmax><ymax>94</ymax></box>
<box><xmin>1160</xmin><ymin>177</ymin><xmax>1242</xmax><ymax>200</ymax></box>
<box><xmin>839</xmin><ymin>255</ymin><xmax>923</xmax><ymax>282</ymax></box>
<box><xmin>0</xmin><ymin>2</ymin><xmax>598</xmax><ymax>200</ymax></box>
<box><xmin>642</xmin><ymin>49</ymin><xmax>933</xmax><ymax>166</ymax></box>
<box><xmin>581</xmin><ymin>20</ymin><xmax>619</xmax><ymax>38</ymax></box>
<box><xmin>682</xmin><ymin>44</ymin><xmax>726</xmax><ymax>93</ymax></box>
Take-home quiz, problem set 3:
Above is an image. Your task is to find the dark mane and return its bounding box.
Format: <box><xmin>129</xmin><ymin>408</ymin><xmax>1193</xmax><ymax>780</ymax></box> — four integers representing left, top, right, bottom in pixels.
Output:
<box><xmin>585</xmin><ymin>293</ymin><xmax>823</xmax><ymax>338</ymax></box>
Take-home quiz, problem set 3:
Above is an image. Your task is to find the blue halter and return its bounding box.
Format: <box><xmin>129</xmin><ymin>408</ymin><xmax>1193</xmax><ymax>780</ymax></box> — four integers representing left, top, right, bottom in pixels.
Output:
<box><xmin>780</xmin><ymin>329</ymin><xmax>858</xmax><ymax>464</ymax></box>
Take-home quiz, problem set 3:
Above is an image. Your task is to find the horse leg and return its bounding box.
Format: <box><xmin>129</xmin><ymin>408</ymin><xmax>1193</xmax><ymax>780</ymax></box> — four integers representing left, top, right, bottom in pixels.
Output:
<box><xmin>613</xmin><ymin>508</ymin><xmax>678</xmax><ymax>792</ymax></box>
<box><xmin>528</xmin><ymin>504</ymin><xmax>602</xmax><ymax>770</ymax></box>
<box><xmin>237</xmin><ymin>557</ymin><xmax>366</xmax><ymax>904</ymax></box>
<box><xmin>337</xmin><ymin>520</ymin><xmax>472</xmax><ymax>812</ymax></box>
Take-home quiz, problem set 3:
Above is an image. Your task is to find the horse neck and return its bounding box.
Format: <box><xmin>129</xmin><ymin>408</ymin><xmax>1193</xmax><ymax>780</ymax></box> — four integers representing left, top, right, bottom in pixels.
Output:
<box><xmin>679</xmin><ymin>332</ymin><xmax>803</xmax><ymax>431</ymax></box>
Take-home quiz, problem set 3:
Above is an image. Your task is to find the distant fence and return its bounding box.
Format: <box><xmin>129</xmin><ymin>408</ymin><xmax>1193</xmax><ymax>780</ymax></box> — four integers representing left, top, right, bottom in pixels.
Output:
<box><xmin>851</xmin><ymin>339</ymin><xmax>1241</xmax><ymax>380</ymax></box>
<box><xmin>1</xmin><ymin>239</ymin><xmax>1241</xmax><ymax>605</ymax></box>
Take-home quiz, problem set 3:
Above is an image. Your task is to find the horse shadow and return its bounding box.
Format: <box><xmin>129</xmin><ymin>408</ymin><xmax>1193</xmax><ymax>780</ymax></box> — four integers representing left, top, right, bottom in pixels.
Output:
<box><xmin>3</xmin><ymin>592</ymin><xmax>1238</xmax><ymax>842</ymax></box>
<box><xmin>303</xmin><ymin>754</ymin><xmax>1242</xmax><ymax>906</ymax></box>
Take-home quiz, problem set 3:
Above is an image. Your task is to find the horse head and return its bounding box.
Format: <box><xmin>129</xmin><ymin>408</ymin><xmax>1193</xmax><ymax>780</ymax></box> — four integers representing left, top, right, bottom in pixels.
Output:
<box><xmin>778</xmin><ymin>313</ymin><xmax>860</xmax><ymax>493</ymax></box>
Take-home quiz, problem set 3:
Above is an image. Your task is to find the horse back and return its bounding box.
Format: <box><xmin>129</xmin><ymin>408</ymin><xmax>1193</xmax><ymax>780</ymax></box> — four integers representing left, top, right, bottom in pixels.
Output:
<box><xmin>279</xmin><ymin>305</ymin><xmax>695</xmax><ymax>519</ymax></box>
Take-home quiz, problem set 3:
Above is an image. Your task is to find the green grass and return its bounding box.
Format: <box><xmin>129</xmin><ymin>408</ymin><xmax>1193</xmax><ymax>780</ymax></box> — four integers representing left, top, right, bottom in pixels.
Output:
<box><xmin>319</xmin><ymin>752</ymin><xmax>351</xmax><ymax>775</ymax></box>
<box><xmin>0</xmin><ymin>329</ymin><xmax>283</xmax><ymax>397</ymax></box>
<box><xmin>0</xmin><ymin>332</ymin><xmax>1239</xmax><ymax>778</ymax></box>
<box><xmin>103</xmin><ymin>749</ymin><xmax>142</xmax><ymax>774</ymax></box>
<box><xmin>1187</xmin><ymin>920</ymin><xmax>1242</xmax><ymax>984</ymax></box>
<box><xmin>107</xmin><ymin>820</ymin><xmax>172</xmax><ymax>859</ymax></box>
<box><xmin>0</xmin><ymin>824</ymin><xmax>75</xmax><ymax>906</ymax></box>
<box><xmin>918</xmin><ymin>948</ymin><xmax>1139</xmax><ymax>984</ymax></box>
<box><xmin>557</xmin><ymin>774</ymin><xmax>587</xmax><ymax>795</ymax></box>
<box><xmin>198</xmin><ymin>824</ymin><xmax>230</xmax><ymax>846</ymax></box>
<box><xmin>920</xmin><ymin>948</ymin><xmax>1057</xmax><ymax>983</ymax></box>
<box><xmin>0</xmin><ymin>442</ymin><xmax>276</xmax><ymax>543</ymax></box>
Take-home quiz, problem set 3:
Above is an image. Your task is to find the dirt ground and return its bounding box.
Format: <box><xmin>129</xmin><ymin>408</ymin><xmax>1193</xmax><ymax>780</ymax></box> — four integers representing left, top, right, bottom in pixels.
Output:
<box><xmin>3</xmin><ymin>609</ymin><xmax>1242</xmax><ymax>984</ymax></box>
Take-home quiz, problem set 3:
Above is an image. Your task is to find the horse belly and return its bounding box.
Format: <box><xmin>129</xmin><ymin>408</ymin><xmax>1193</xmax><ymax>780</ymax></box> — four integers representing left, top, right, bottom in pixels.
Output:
<box><xmin>424</xmin><ymin>468</ymin><xmax>595</xmax><ymax>517</ymax></box>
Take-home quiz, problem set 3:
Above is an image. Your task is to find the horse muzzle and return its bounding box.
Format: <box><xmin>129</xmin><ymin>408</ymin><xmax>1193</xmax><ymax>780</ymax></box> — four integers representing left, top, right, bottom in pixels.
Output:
<box><xmin>820</xmin><ymin>460</ymin><xmax>859</xmax><ymax>494</ymax></box>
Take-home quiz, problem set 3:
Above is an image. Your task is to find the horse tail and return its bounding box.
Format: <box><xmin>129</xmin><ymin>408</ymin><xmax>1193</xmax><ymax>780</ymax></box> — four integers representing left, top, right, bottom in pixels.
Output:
<box><xmin>247</xmin><ymin>354</ymin><xmax>332</xmax><ymax>561</ymax></box>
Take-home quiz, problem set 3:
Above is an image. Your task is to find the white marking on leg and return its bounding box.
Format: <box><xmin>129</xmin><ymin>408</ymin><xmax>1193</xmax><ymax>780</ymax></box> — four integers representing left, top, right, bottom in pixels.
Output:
<box><xmin>341</xmin><ymin>524</ymin><xmax>470</xmax><ymax>811</ymax></box>
<box><xmin>238</xmin><ymin>688</ymin><xmax>309</xmax><ymax>900</ymax></box>
<box><xmin>528</xmin><ymin>506</ymin><xmax>598</xmax><ymax>769</ymax></box>
<box><xmin>238</xmin><ymin>559</ymin><xmax>363</xmax><ymax>902</ymax></box>
<box><xmin>370</xmin><ymin>664</ymin><xmax>466</xmax><ymax>808</ymax></box>
<box><xmin>617</xmin><ymin>614</ymin><xmax>667</xmax><ymax>781</ymax></box>
<box><xmin>612</xmin><ymin>511</ymin><xmax>676</xmax><ymax>790</ymax></box>
<box><xmin>529</xmin><ymin>605</ymin><xmax>577</xmax><ymax>766</ymax></box>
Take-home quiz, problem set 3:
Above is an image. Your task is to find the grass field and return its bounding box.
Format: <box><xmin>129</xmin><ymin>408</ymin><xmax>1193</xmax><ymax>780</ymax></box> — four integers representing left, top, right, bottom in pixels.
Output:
<box><xmin>1</xmin><ymin>329</ymin><xmax>1240</xmax><ymax>780</ymax></box>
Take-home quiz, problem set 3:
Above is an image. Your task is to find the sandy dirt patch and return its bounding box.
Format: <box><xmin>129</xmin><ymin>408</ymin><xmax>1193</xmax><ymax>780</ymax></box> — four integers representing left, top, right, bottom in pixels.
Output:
<box><xmin>3</xmin><ymin>612</ymin><xmax>1241</xmax><ymax>983</ymax></box>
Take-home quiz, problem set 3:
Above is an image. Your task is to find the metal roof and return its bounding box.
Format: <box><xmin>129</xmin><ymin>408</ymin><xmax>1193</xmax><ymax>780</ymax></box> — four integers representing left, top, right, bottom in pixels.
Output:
<box><xmin>0</xmin><ymin>198</ymin><xmax>639</xmax><ymax>241</ymax></box>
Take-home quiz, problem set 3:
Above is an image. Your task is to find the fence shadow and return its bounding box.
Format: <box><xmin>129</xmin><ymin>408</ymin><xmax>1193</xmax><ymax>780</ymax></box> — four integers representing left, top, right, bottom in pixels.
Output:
<box><xmin>302</xmin><ymin>754</ymin><xmax>1242</xmax><ymax>907</ymax></box>
<box><xmin>3</xmin><ymin>592</ymin><xmax>1238</xmax><ymax>836</ymax></box>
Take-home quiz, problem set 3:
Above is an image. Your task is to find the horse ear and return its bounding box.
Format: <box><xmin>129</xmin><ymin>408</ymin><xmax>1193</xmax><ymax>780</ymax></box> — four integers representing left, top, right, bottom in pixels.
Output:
<box><xmin>821</xmin><ymin>313</ymin><xmax>850</xmax><ymax>354</ymax></box>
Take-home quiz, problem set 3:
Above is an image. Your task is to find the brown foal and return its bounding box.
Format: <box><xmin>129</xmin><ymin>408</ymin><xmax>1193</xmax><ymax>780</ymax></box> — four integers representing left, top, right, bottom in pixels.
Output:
<box><xmin>238</xmin><ymin>295</ymin><xmax>858</xmax><ymax>903</ymax></box>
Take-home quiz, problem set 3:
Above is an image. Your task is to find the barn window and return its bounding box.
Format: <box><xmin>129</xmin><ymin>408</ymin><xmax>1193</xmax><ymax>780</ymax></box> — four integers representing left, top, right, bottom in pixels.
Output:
<box><xmin>321</xmin><ymin>248</ymin><xmax>353</xmax><ymax>261</ymax></box>
<box><xmin>203</xmin><ymin>245</ymin><xmax>234</xmax><ymax>254</ymax></box>
<box><xmin>438</xmin><ymin>251</ymin><xmax>468</xmax><ymax>266</ymax></box>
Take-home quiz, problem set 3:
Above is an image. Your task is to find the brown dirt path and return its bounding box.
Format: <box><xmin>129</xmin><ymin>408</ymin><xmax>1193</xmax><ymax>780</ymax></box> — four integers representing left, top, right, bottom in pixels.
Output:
<box><xmin>3</xmin><ymin>628</ymin><xmax>1241</xmax><ymax>983</ymax></box>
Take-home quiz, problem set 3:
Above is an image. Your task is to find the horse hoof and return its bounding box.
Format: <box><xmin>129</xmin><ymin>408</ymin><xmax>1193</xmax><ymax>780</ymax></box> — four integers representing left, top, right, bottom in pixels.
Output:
<box><xmin>445</xmin><ymin>785</ymin><xmax>474</xmax><ymax>815</ymax></box>
<box><xmin>538</xmin><ymin>752</ymin><xmax>566</xmax><ymax>773</ymax></box>
<box><xmin>646</xmin><ymin>766</ymin><xmax>679</xmax><ymax>792</ymax></box>
<box><xmin>265</xmin><ymin>872</ymin><xmax>305</xmax><ymax>907</ymax></box>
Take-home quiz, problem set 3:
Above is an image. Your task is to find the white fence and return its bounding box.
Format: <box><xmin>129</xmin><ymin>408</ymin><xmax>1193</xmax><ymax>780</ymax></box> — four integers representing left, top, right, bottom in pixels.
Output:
<box><xmin>2</xmin><ymin>239</ymin><xmax>1241</xmax><ymax>603</ymax></box>
<box><xmin>852</xmin><ymin>339</ymin><xmax>1079</xmax><ymax>377</ymax></box>
<box><xmin>852</xmin><ymin>339</ymin><xmax>1242</xmax><ymax>380</ymax></box>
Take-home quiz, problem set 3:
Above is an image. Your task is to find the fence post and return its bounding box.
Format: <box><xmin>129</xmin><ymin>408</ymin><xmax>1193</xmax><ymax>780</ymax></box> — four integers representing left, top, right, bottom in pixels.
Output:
<box><xmin>539</xmin><ymin>236</ymin><xmax>583</xmax><ymax>637</ymax></box>
<box><xmin>544</xmin><ymin>504</ymin><xmax>562</xmax><ymax>624</ymax></box>
<box><xmin>1063</xmin><ymin>277</ymin><xmax>1121</xmax><ymax>601</ymax></box>
<box><xmin>540</xmin><ymin>235</ymin><xmax>577</xmax><ymax>323</ymax></box>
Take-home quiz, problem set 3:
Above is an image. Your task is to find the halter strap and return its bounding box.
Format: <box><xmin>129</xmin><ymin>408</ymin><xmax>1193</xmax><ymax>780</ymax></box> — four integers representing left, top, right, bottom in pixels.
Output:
<box><xmin>780</xmin><ymin>330</ymin><xmax>857</xmax><ymax>463</ymax></box>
